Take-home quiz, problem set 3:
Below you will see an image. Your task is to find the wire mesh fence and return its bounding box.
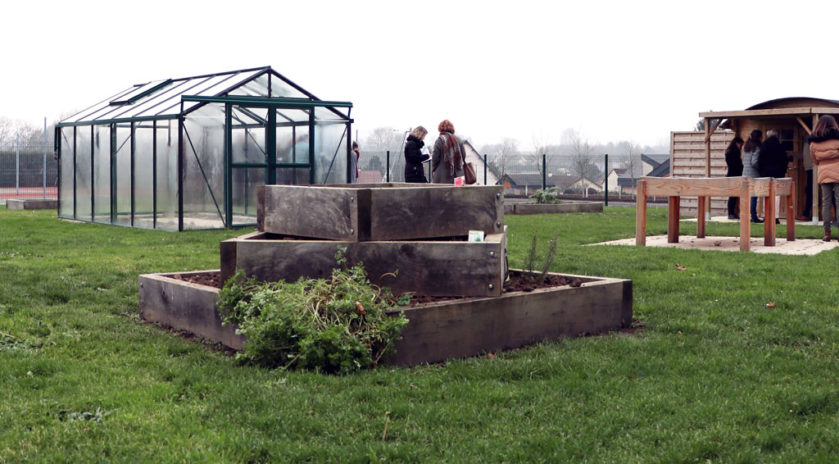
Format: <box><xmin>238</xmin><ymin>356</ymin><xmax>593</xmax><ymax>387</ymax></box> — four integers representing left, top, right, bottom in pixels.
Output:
<box><xmin>356</xmin><ymin>148</ymin><xmax>644</xmax><ymax>202</ymax></box>
<box><xmin>0</xmin><ymin>142</ymin><xmax>57</xmax><ymax>201</ymax></box>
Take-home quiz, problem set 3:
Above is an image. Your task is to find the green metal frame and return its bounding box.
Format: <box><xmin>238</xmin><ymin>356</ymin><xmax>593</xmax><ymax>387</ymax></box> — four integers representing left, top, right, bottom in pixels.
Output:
<box><xmin>56</xmin><ymin>67</ymin><xmax>353</xmax><ymax>231</ymax></box>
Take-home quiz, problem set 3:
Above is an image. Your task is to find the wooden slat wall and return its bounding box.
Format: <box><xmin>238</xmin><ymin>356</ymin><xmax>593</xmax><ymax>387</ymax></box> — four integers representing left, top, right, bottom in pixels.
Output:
<box><xmin>670</xmin><ymin>131</ymin><xmax>735</xmax><ymax>215</ymax></box>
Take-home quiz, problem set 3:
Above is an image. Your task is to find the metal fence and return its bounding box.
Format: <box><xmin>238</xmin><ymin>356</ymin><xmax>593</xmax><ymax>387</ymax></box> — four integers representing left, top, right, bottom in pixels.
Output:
<box><xmin>0</xmin><ymin>141</ymin><xmax>57</xmax><ymax>201</ymax></box>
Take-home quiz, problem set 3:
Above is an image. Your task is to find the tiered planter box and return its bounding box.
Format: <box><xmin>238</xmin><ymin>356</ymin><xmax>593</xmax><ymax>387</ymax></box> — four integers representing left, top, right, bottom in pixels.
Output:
<box><xmin>138</xmin><ymin>270</ymin><xmax>632</xmax><ymax>366</ymax></box>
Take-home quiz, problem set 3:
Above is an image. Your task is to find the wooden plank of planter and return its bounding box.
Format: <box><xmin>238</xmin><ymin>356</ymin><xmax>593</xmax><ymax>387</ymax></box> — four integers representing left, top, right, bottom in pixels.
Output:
<box><xmin>386</xmin><ymin>271</ymin><xmax>633</xmax><ymax>366</ymax></box>
<box><xmin>258</xmin><ymin>184</ymin><xmax>504</xmax><ymax>241</ymax></box>
<box><xmin>138</xmin><ymin>271</ymin><xmax>245</xmax><ymax>351</ymax></box>
<box><xmin>259</xmin><ymin>185</ymin><xmax>359</xmax><ymax>241</ymax></box>
<box><xmin>366</xmin><ymin>185</ymin><xmax>504</xmax><ymax>241</ymax></box>
<box><xmin>137</xmin><ymin>269</ymin><xmax>632</xmax><ymax>367</ymax></box>
<box><xmin>220</xmin><ymin>231</ymin><xmax>506</xmax><ymax>297</ymax></box>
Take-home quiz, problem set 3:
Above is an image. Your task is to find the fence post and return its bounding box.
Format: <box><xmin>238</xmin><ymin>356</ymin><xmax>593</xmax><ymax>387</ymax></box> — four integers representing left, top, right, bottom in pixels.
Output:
<box><xmin>43</xmin><ymin>117</ymin><xmax>47</xmax><ymax>199</ymax></box>
<box><xmin>604</xmin><ymin>153</ymin><xmax>609</xmax><ymax>206</ymax></box>
<box><xmin>483</xmin><ymin>154</ymin><xmax>487</xmax><ymax>185</ymax></box>
<box><xmin>15</xmin><ymin>134</ymin><xmax>20</xmax><ymax>195</ymax></box>
<box><xmin>541</xmin><ymin>153</ymin><xmax>546</xmax><ymax>190</ymax></box>
<box><xmin>386</xmin><ymin>150</ymin><xmax>390</xmax><ymax>182</ymax></box>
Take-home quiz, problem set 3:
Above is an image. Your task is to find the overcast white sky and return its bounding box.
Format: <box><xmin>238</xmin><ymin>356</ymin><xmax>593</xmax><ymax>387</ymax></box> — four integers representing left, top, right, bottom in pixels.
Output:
<box><xmin>2</xmin><ymin>0</ymin><xmax>837</xmax><ymax>150</ymax></box>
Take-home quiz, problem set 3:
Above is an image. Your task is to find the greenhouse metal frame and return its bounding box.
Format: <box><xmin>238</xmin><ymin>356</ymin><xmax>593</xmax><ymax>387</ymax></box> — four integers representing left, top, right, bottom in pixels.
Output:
<box><xmin>56</xmin><ymin>66</ymin><xmax>353</xmax><ymax>230</ymax></box>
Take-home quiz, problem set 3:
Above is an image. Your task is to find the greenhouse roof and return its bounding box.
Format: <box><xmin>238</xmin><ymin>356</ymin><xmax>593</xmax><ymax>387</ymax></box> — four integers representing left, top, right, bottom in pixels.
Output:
<box><xmin>59</xmin><ymin>66</ymin><xmax>351</xmax><ymax>126</ymax></box>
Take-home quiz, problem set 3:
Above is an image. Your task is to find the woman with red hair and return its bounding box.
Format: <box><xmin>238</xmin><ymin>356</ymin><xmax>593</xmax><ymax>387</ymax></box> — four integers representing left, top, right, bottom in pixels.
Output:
<box><xmin>431</xmin><ymin>119</ymin><xmax>464</xmax><ymax>184</ymax></box>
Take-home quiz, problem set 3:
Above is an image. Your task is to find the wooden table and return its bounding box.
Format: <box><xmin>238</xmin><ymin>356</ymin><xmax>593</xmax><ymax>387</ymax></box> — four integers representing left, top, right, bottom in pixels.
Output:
<box><xmin>635</xmin><ymin>177</ymin><xmax>795</xmax><ymax>251</ymax></box>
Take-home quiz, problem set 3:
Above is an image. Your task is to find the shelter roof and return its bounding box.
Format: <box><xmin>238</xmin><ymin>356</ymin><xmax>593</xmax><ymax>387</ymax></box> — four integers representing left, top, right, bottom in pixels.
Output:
<box><xmin>700</xmin><ymin>96</ymin><xmax>839</xmax><ymax>120</ymax></box>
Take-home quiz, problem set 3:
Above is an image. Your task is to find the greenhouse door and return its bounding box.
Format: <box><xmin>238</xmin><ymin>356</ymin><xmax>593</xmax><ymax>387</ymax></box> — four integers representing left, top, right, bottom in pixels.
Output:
<box><xmin>226</xmin><ymin>104</ymin><xmax>312</xmax><ymax>227</ymax></box>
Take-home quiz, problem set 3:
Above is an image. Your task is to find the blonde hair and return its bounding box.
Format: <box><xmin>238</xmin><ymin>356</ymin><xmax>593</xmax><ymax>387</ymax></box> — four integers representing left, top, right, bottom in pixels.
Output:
<box><xmin>409</xmin><ymin>126</ymin><xmax>427</xmax><ymax>139</ymax></box>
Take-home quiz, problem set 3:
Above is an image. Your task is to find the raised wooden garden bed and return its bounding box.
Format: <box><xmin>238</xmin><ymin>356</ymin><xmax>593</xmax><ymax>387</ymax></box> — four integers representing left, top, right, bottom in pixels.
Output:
<box><xmin>138</xmin><ymin>270</ymin><xmax>633</xmax><ymax>366</ymax></box>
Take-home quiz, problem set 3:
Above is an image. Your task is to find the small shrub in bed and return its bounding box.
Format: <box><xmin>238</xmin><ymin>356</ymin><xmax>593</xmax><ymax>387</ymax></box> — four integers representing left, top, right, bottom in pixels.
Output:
<box><xmin>217</xmin><ymin>248</ymin><xmax>409</xmax><ymax>374</ymax></box>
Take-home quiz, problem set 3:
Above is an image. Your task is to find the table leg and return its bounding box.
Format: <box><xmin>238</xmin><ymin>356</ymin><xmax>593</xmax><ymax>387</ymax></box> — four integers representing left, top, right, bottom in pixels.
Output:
<box><xmin>740</xmin><ymin>180</ymin><xmax>750</xmax><ymax>251</ymax></box>
<box><xmin>785</xmin><ymin>190</ymin><xmax>795</xmax><ymax>242</ymax></box>
<box><xmin>765</xmin><ymin>183</ymin><xmax>776</xmax><ymax>247</ymax></box>
<box><xmin>668</xmin><ymin>196</ymin><xmax>680</xmax><ymax>243</ymax></box>
<box><xmin>635</xmin><ymin>179</ymin><xmax>647</xmax><ymax>246</ymax></box>
<box><xmin>697</xmin><ymin>196</ymin><xmax>706</xmax><ymax>238</ymax></box>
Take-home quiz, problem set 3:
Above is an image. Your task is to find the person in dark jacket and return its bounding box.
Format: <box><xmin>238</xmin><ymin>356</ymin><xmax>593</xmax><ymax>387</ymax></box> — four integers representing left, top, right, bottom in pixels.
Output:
<box><xmin>758</xmin><ymin>130</ymin><xmax>790</xmax><ymax>178</ymax></box>
<box><xmin>724</xmin><ymin>136</ymin><xmax>744</xmax><ymax>219</ymax></box>
<box><xmin>759</xmin><ymin>130</ymin><xmax>791</xmax><ymax>223</ymax></box>
<box><xmin>403</xmin><ymin>126</ymin><xmax>430</xmax><ymax>183</ymax></box>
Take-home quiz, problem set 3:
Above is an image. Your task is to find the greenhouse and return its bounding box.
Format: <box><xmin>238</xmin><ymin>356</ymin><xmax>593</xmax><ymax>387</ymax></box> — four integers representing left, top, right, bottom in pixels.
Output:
<box><xmin>56</xmin><ymin>66</ymin><xmax>353</xmax><ymax>230</ymax></box>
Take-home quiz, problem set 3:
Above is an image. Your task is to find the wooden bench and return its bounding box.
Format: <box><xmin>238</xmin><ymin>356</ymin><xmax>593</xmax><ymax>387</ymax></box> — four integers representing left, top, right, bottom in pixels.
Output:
<box><xmin>635</xmin><ymin>177</ymin><xmax>795</xmax><ymax>251</ymax></box>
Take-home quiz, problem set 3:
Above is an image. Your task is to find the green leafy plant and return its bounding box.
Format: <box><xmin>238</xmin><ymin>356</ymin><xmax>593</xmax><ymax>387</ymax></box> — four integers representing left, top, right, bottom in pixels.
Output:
<box><xmin>217</xmin><ymin>248</ymin><xmax>409</xmax><ymax>374</ymax></box>
<box><xmin>530</xmin><ymin>187</ymin><xmax>561</xmax><ymax>204</ymax></box>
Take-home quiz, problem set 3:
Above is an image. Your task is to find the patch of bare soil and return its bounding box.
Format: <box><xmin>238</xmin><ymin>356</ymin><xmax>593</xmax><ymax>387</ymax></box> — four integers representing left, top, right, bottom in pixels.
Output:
<box><xmin>171</xmin><ymin>270</ymin><xmax>584</xmax><ymax>307</ymax></box>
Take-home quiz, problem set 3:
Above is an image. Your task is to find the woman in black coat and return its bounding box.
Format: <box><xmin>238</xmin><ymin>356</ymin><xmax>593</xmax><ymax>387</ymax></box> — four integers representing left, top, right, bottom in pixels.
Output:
<box><xmin>404</xmin><ymin>126</ymin><xmax>430</xmax><ymax>183</ymax></box>
<box><xmin>724</xmin><ymin>136</ymin><xmax>744</xmax><ymax>219</ymax></box>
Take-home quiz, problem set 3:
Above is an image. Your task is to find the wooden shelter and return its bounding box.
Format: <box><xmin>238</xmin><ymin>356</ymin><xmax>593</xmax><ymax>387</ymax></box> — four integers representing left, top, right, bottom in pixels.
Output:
<box><xmin>698</xmin><ymin>97</ymin><xmax>839</xmax><ymax>219</ymax></box>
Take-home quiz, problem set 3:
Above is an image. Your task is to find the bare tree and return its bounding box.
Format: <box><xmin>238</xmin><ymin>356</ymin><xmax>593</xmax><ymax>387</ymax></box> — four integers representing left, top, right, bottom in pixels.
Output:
<box><xmin>618</xmin><ymin>141</ymin><xmax>644</xmax><ymax>179</ymax></box>
<box><xmin>564</xmin><ymin>129</ymin><xmax>598</xmax><ymax>188</ymax></box>
<box><xmin>485</xmin><ymin>138</ymin><xmax>518</xmax><ymax>179</ymax></box>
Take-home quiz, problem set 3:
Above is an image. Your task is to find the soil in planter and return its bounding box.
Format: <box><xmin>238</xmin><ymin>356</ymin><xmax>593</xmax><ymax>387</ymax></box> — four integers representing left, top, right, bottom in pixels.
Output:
<box><xmin>171</xmin><ymin>270</ymin><xmax>583</xmax><ymax>307</ymax></box>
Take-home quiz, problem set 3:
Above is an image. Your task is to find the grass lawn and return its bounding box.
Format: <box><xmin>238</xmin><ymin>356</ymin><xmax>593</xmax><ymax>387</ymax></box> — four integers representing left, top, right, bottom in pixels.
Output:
<box><xmin>2</xmin><ymin>206</ymin><xmax>839</xmax><ymax>462</ymax></box>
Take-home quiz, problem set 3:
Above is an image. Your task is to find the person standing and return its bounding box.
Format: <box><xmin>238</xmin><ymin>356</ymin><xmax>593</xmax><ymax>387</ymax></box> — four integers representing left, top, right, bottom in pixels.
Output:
<box><xmin>350</xmin><ymin>141</ymin><xmax>360</xmax><ymax>183</ymax></box>
<box><xmin>808</xmin><ymin>115</ymin><xmax>839</xmax><ymax>241</ymax></box>
<box><xmin>403</xmin><ymin>126</ymin><xmax>430</xmax><ymax>183</ymax></box>
<box><xmin>724</xmin><ymin>136</ymin><xmax>744</xmax><ymax>219</ymax></box>
<box><xmin>796</xmin><ymin>141</ymin><xmax>814</xmax><ymax>221</ymax></box>
<box><xmin>742</xmin><ymin>129</ymin><xmax>764</xmax><ymax>223</ymax></box>
<box><xmin>431</xmin><ymin>120</ymin><xmax>464</xmax><ymax>184</ymax></box>
<box><xmin>759</xmin><ymin>130</ymin><xmax>791</xmax><ymax>223</ymax></box>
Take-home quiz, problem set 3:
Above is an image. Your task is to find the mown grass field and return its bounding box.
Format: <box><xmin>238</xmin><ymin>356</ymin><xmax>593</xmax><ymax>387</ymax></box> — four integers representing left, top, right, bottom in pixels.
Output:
<box><xmin>1</xmin><ymin>206</ymin><xmax>838</xmax><ymax>462</ymax></box>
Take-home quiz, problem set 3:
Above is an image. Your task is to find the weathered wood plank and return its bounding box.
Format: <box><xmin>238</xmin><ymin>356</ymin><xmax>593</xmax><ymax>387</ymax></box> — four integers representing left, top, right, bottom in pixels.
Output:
<box><xmin>258</xmin><ymin>184</ymin><xmax>504</xmax><ymax>241</ymax></box>
<box><xmin>221</xmin><ymin>232</ymin><xmax>506</xmax><ymax>297</ymax></box>
<box><xmin>386</xmin><ymin>273</ymin><xmax>633</xmax><ymax>366</ymax></box>
<box><xmin>138</xmin><ymin>272</ymin><xmax>246</xmax><ymax>351</ymax></box>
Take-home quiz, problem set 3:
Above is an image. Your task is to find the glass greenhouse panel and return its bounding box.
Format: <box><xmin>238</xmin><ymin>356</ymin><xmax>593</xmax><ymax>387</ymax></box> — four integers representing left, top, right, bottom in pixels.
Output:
<box><xmin>278</xmin><ymin>125</ymin><xmax>310</xmax><ymax>164</ymax></box>
<box><xmin>231</xmin><ymin>106</ymin><xmax>267</xmax><ymax>164</ymax></box>
<box><xmin>66</xmin><ymin>87</ymin><xmax>134</xmax><ymax>123</ymax></box>
<box><xmin>155</xmin><ymin>120</ymin><xmax>179</xmax><ymax>231</ymax></box>
<box><xmin>315</xmin><ymin>123</ymin><xmax>350</xmax><ymax>184</ymax></box>
<box><xmin>276</xmin><ymin>108</ymin><xmax>310</xmax><ymax>124</ymax></box>
<box><xmin>110</xmin><ymin>80</ymin><xmax>191</xmax><ymax>120</ymax></box>
<box><xmin>182</xmin><ymin>104</ymin><xmax>225</xmax><ymax>229</ymax></box>
<box><xmin>315</xmin><ymin>106</ymin><xmax>349</xmax><ymax>122</ymax></box>
<box><xmin>270</xmin><ymin>76</ymin><xmax>308</xmax><ymax>99</ymax></box>
<box><xmin>114</xmin><ymin>125</ymin><xmax>132</xmax><ymax>226</ymax></box>
<box><xmin>230</xmin><ymin>167</ymin><xmax>263</xmax><ymax>226</ymax></box>
<box><xmin>75</xmin><ymin>127</ymin><xmax>92</xmax><ymax>222</ymax></box>
<box><xmin>230</xmin><ymin>73</ymin><xmax>269</xmax><ymax>97</ymax></box>
<box><xmin>276</xmin><ymin>167</ymin><xmax>311</xmax><ymax>185</ymax></box>
<box><xmin>59</xmin><ymin>127</ymin><xmax>74</xmax><ymax>218</ymax></box>
<box><xmin>133</xmin><ymin>124</ymin><xmax>155</xmax><ymax>229</ymax></box>
<box><xmin>92</xmin><ymin>125</ymin><xmax>111</xmax><ymax>224</ymax></box>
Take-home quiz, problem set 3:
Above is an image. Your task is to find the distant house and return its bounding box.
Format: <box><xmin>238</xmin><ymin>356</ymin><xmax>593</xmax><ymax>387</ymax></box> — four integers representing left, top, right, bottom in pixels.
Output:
<box><xmin>616</xmin><ymin>155</ymin><xmax>670</xmax><ymax>195</ymax></box>
<box><xmin>641</xmin><ymin>154</ymin><xmax>669</xmax><ymax>176</ymax></box>
<box><xmin>497</xmin><ymin>172</ymin><xmax>552</xmax><ymax>196</ymax></box>
<box><xmin>606</xmin><ymin>168</ymin><xmax>627</xmax><ymax>193</ymax></box>
<box><xmin>357</xmin><ymin>170</ymin><xmax>383</xmax><ymax>184</ymax></box>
